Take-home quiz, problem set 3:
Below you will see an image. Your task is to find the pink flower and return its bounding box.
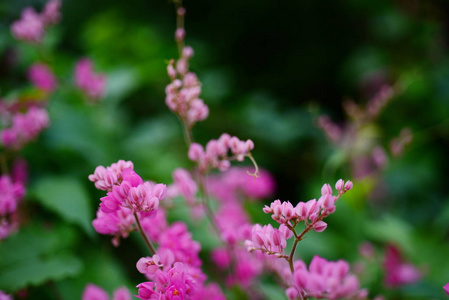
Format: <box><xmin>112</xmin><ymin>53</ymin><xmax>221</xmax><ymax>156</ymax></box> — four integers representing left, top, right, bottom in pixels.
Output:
<box><xmin>92</xmin><ymin>206</ymin><xmax>134</xmax><ymax>246</ymax></box>
<box><xmin>172</xmin><ymin>168</ymin><xmax>197</xmax><ymax>205</ymax></box>
<box><xmin>0</xmin><ymin>291</ymin><xmax>12</xmax><ymax>300</ymax></box>
<box><xmin>74</xmin><ymin>58</ymin><xmax>107</xmax><ymax>100</ymax></box>
<box><xmin>383</xmin><ymin>244</ymin><xmax>421</xmax><ymax>288</ymax></box>
<box><xmin>289</xmin><ymin>256</ymin><xmax>367</xmax><ymax>300</ymax></box>
<box><xmin>1</xmin><ymin>107</ymin><xmax>49</xmax><ymax>150</ymax></box>
<box><xmin>28</xmin><ymin>63</ymin><xmax>57</xmax><ymax>92</ymax></box>
<box><xmin>11</xmin><ymin>7</ymin><xmax>45</xmax><ymax>43</ymax></box>
<box><xmin>41</xmin><ymin>0</ymin><xmax>61</xmax><ymax>25</ymax></box>
<box><xmin>82</xmin><ymin>284</ymin><xmax>109</xmax><ymax>300</ymax></box>
<box><xmin>0</xmin><ymin>175</ymin><xmax>25</xmax><ymax>216</ymax></box>
<box><xmin>82</xmin><ymin>284</ymin><xmax>131</xmax><ymax>300</ymax></box>
<box><xmin>444</xmin><ymin>282</ymin><xmax>449</xmax><ymax>295</ymax></box>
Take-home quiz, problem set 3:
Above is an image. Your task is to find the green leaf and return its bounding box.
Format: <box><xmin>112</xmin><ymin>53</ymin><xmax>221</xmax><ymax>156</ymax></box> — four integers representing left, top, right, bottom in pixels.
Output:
<box><xmin>0</xmin><ymin>223</ymin><xmax>82</xmax><ymax>292</ymax></box>
<box><xmin>31</xmin><ymin>176</ymin><xmax>94</xmax><ymax>237</ymax></box>
<box><xmin>0</xmin><ymin>253</ymin><xmax>82</xmax><ymax>292</ymax></box>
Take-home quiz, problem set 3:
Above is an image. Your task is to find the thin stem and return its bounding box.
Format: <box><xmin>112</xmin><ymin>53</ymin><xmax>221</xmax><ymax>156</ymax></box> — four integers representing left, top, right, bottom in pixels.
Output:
<box><xmin>181</xmin><ymin>118</ymin><xmax>194</xmax><ymax>146</ymax></box>
<box><xmin>0</xmin><ymin>153</ymin><xmax>8</xmax><ymax>174</ymax></box>
<box><xmin>133</xmin><ymin>212</ymin><xmax>156</xmax><ymax>255</ymax></box>
<box><xmin>174</xmin><ymin>0</ymin><xmax>185</xmax><ymax>57</ymax></box>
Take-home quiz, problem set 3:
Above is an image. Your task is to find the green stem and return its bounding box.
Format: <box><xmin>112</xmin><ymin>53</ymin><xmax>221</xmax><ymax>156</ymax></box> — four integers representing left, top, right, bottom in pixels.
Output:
<box><xmin>133</xmin><ymin>212</ymin><xmax>156</xmax><ymax>255</ymax></box>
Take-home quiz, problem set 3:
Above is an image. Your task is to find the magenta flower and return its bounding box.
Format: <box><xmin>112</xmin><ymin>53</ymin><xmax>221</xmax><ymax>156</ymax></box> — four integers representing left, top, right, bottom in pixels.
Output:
<box><xmin>41</xmin><ymin>0</ymin><xmax>62</xmax><ymax>25</ymax></box>
<box><xmin>383</xmin><ymin>244</ymin><xmax>421</xmax><ymax>288</ymax></box>
<box><xmin>444</xmin><ymin>282</ymin><xmax>449</xmax><ymax>295</ymax></box>
<box><xmin>288</xmin><ymin>256</ymin><xmax>367</xmax><ymax>300</ymax></box>
<box><xmin>0</xmin><ymin>106</ymin><xmax>49</xmax><ymax>150</ymax></box>
<box><xmin>188</xmin><ymin>133</ymin><xmax>255</xmax><ymax>173</ymax></box>
<box><xmin>74</xmin><ymin>58</ymin><xmax>107</xmax><ymax>100</ymax></box>
<box><xmin>82</xmin><ymin>284</ymin><xmax>131</xmax><ymax>300</ymax></box>
<box><xmin>28</xmin><ymin>63</ymin><xmax>57</xmax><ymax>92</ymax></box>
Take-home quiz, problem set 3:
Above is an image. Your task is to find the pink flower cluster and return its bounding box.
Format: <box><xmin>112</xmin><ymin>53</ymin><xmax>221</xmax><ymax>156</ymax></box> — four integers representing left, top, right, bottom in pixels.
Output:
<box><xmin>0</xmin><ymin>174</ymin><xmax>26</xmax><ymax>240</ymax></box>
<box><xmin>1</xmin><ymin>106</ymin><xmax>49</xmax><ymax>150</ymax></box>
<box><xmin>82</xmin><ymin>284</ymin><xmax>131</xmax><ymax>300</ymax></box>
<box><xmin>383</xmin><ymin>244</ymin><xmax>421</xmax><ymax>288</ymax></box>
<box><xmin>11</xmin><ymin>0</ymin><xmax>61</xmax><ymax>43</ymax></box>
<box><xmin>135</xmin><ymin>227</ymin><xmax>225</xmax><ymax>300</ymax></box>
<box><xmin>245</xmin><ymin>223</ymin><xmax>292</xmax><ymax>256</ymax></box>
<box><xmin>28</xmin><ymin>63</ymin><xmax>57</xmax><ymax>93</ymax></box>
<box><xmin>0</xmin><ymin>291</ymin><xmax>12</xmax><ymax>300</ymax></box>
<box><xmin>136</xmin><ymin>259</ymin><xmax>225</xmax><ymax>300</ymax></box>
<box><xmin>188</xmin><ymin>133</ymin><xmax>254</xmax><ymax>173</ymax></box>
<box><xmin>89</xmin><ymin>160</ymin><xmax>166</xmax><ymax>244</ymax></box>
<box><xmin>165</xmin><ymin>47</ymin><xmax>209</xmax><ymax>128</ymax></box>
<box><xmin>286</xmin><ymin>256</ymin><xmax>368</xmax><ymax>300</ymax></box>
<box><xmin>74</xmin><ymin>58</ymin><xmax>107</xmax><ymax>100</ymax></box>
<box><xmin>170</xmin><ymin>168</ymin><xmax>198</xmax><ymax>205</ymax></box>
<box><xmin>262</xmin><ymin>180</ymin><xmax>352</xmax><ymax>231</ymax></box>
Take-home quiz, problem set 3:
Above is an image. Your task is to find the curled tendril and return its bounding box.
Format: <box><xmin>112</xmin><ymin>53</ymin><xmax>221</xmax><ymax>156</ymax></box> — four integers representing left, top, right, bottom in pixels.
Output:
<box><xmin>246</xmin><ymin>153</ymin><xmax>260</xmax><ymax>178</ymax></box>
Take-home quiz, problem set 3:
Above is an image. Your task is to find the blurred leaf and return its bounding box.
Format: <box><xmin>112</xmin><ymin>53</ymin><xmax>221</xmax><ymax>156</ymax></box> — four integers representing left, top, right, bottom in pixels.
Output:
<box><xmin>364</xmin><ymin>214</ymin><xmax>414</xmax><ymax>254</ymax></box>
<box><xmin>0</xmin><ymin>224</ymin><xmax>82</xmax><ymax>292</ymax></box>
<box><xmin>0</xmin><ymin>253</ymin><xmax>82</xmax><ymax>292</ymax></box>
<box><xmin>105</xmin><ymin>67</ymin><xmax>140</xmax><ymax>104</ymax></box>
<box><xmin>56</xmin><ymin>247</ymin><xmax>134</xmax><ymax>300</ymax></box>
<box><xmin>31</xmin><ymin>176</ymin><xmax>94</xmax><ymax>237</ymax></box>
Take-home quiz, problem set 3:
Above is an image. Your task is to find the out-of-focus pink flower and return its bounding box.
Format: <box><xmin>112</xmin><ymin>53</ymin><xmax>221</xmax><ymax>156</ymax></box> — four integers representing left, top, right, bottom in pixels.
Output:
<box><xmin>74</xmin><ymin>58</ymin><xmax>107</xmax><ymax>100</ymax></box>
<box><xmin>82</xmin><ymin>284</ymin><xmax>109</xmax><ymax>300</ymax></box>
<box><xmin>383</xmin><ymin>244</ymin><xmax>421</xmax><ymax>288</ymax></box>
<box><xmin>28</xmin><ymin>63</ymin><xmax>57</xmax><ymax>92</ymax></box>
<box><xmin>41</xmin><ymin>0</ymin><xmax>61</xmax><ymax>25</ymax></box>
<box><xmin>0</xmin><ymin>106</ymin><xmax>49</xmax><ymax>150</ymax></box>
<box><xmin>165</xmin><ymin>46</ymin><xmax>209</xmax><ymax>127</ymax></box>
<box><xmin>443</xmin><ymin>282</ymin><xmax>449</xmax><ymax>295</ymax></box>
<box><xmin>288</xmin><ymin>256</ymin><xmax>367</xmax><ymax>300</ymax></box>
<box><xmin>0</xmin><ymin>175</ymin><xmax>25</xmax><ymax>217</ymax></box>
<box><xmin>82</xmin><ymin>284</ymin><xmax>131</xmax><ymax>300</ymax></box>
<box><xmin>0</xmin><ymin>290</ymin><xmax>12</xmax><ymax>300</ymax></box>
<box><xmin>11</xmin><ymin>7</ymin><xmax>45</xmax><ymax>43</ymax></box>
<box><xmin>188</xmin><ymin>133</ymin><xmax>254</xmax><ymax>173</ymax></box>
<box><xmin>172</xmin><ymin>168</ymin><xmax>197</xmax><ymax>205</ymax></box>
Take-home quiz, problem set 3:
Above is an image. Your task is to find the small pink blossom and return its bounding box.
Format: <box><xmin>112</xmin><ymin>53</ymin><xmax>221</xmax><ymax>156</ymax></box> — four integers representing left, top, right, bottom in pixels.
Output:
<box><xmin>74</xmin><ymin>58</ymin><xmax>107</xmax><ymax>100</ymax></box>
<box><xmin>289</xmin><ymin>256</ymin><xmax>367</xmax><ymax>300</ymax></box>
<box><xmin>41</xmin><ymin>0</ymin><xmax>62</xmax><ymax>25</ymax></box>
<box><xmin>28</xmin><ymin>63</ymin><xmax>57</xmax><ymax>92</ymax></box>
<box><xmin>82</xmin><ymin>284</ymin><xmax>109</xmax><ymax>300</ymax></box>
<box><xmin>11</xmin><ymin>7</ymin><xmax>45</xmax><ymax>43</ymax></box>
<box><xmin>383</xmin><ymin>244</ymin><xmax>421</xmax><ymax>288</ymax></box>
<box><xmin>1</xmin><ymin>106</ymin><xmax>49</xmax><ymax>150</ymax></box>
<box><xmin>82</xmin><ymin>284</ymin><xmax>131</xmax><ymax>300</ymax></box>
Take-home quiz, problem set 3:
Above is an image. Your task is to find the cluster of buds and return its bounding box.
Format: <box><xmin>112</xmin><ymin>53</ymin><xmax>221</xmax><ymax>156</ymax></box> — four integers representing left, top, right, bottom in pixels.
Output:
<box><xmin>89</xmin><ymin>161</ymin><xmax>166</xmax><ymax>214</ymax></box>
<box><xmin>263</xmin><ymin>180</ymin><xmax>352</xmax><ymax>230</ymax></box>
<box><xmin>246</xmin><ymin>180</ymin><xmax>352</xmax><ymax>260</ymax></box>
<box><xmin>10</xmin><ymin>0</ymin><xmax>61</xmax><ymax>44</ymax></box>
<box><xmin>188</xmin><ymin>133</ymin><xmax>255</xmax><ymax>173</ymax></box>
<box><xmin>88</xmin><ymin>160</ymin><xmax>134</xmax><ymax>191</ymax></box>
<box><xmin>165</xmin><ymin>47</ymin><xmax>209</xmax><ymax>128</ymax></box>
<box><xmin>286</xmin><ymin>256</ymin><xmax>368</xmax><ymax>300</ymax></box>
<box><xmin>245</xmin><ymin>224</ymin><xmax>292</xmax><ymax>257</ymax></box>
<box><xmin>1</xmin><ymin>106</ymin><xmax>49</xmax><ymax>150</ymax></box>
<box><xmin>74</xmin><ymin>58</ymin><xmax>107</xmax><ymax>100</ymax></box>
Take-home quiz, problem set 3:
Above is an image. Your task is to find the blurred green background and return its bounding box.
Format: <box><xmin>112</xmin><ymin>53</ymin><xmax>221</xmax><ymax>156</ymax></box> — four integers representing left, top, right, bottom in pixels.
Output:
<box><xmin>1</xmin><ymin>0</ymin><xmax>449</xmax><ymax>299</ymax></box>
